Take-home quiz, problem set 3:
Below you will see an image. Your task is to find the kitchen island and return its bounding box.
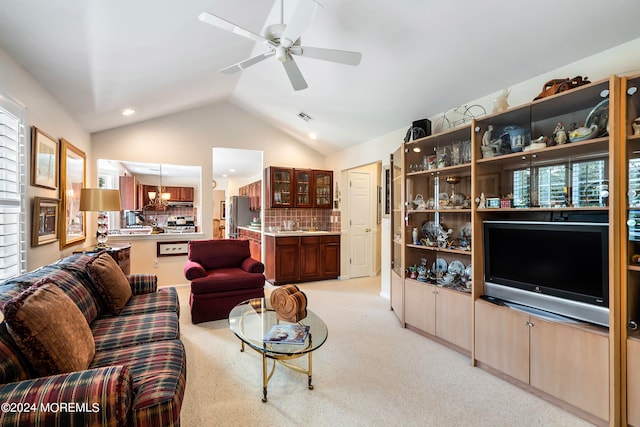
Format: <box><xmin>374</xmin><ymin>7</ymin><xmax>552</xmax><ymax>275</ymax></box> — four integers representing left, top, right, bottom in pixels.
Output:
<box><xmin>263</xmin><ymin>231</ymin><xmax>340</xmax><ymax>286</ymax></box>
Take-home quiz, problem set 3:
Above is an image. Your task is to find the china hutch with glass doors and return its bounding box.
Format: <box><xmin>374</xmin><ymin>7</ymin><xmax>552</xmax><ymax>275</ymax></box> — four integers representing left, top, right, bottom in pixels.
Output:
<box><xmin>391</xmin><ymin>75</ymin><xmax>640</xmax><ymax>426</ymax></box>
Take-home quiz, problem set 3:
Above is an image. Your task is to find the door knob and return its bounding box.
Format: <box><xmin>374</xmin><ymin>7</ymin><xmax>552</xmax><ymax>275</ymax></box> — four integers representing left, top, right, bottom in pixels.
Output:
<box><xmin>365</xmin><ymin>228</ymin><xmax>371</xmax><ymax>232</ymax></box>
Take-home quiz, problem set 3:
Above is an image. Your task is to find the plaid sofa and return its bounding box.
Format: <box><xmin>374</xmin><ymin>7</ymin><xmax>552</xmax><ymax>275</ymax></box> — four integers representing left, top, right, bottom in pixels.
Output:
<box><xmin>0</xmin><ymin>253</ymin><xmax>186</xmax><ymax>427</ymax></box>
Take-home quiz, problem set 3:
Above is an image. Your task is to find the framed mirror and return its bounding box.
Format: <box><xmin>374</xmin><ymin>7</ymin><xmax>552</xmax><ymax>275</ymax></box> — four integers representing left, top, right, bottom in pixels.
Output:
<box><xmin>60</xmin><ymin>138</ymin><xmax>86</xmax><ymax>248</ymax></box>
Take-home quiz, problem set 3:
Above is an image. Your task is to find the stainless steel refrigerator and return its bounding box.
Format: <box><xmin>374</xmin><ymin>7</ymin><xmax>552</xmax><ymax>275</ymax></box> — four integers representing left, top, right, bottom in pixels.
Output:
<box><xmin>229</xmin><ymin>196</ymin><xmax>251</xmax><ymax>238</ymax></box>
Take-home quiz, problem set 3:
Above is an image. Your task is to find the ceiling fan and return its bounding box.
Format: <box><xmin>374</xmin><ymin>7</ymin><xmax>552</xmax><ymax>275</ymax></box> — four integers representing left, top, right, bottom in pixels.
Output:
<box><xmin>198</xmin><ymin>0</ymin><xmax>362</xmax><ymax>91</ymax></box>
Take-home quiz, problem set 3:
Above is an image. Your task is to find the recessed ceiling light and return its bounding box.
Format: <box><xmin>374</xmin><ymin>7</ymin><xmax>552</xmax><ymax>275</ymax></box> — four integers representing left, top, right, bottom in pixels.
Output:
<box><xmin>309</xmin><ymin>132</ymin><xmax>317</xmax><ymax>140</ymax></box>
<box><xmin>229</xmin><ymin>169</ymin><xmax>236</xmax><ymax>173</ymax></box>
<box><xmin>122</xmin><ymin>108</ymin><xmax>136</xmax><ymax>116</ymax></box>
<box><xmin>222</xmin><ymin>174</ymin><xmax>228</xmax><ymax>178</ymax></box>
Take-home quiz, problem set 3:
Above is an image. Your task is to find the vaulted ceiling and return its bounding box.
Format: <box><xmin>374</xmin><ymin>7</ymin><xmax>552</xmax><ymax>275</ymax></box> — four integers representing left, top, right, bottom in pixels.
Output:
<box><xmin>1</xmin><ymin>0</ymin><xmax>640</xmax><ymax>156</ymax></box>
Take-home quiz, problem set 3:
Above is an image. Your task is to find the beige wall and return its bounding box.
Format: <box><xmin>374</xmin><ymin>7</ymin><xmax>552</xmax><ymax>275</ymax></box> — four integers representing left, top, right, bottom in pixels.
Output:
<box><xmin>0</xmin><ymin>48</ymin><xmax>92</xmax><ymax>271</ymax></box>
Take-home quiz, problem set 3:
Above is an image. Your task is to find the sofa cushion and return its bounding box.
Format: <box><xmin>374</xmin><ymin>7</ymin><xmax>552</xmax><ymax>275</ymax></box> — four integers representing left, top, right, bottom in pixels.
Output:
<box><xmin>117</xmin><ymin>287</ymin><xmax>180</xmax><ymax>318</ymax></box>
<box><xmin>188</xmin><ymin>239</ymin><xmax>251</xmax><ymax>270</ymax></box>
<box><xmin>45</xmin><ymin>269</ymin><xmax>100</xmax><ymax>323</ymax></box>
<box><xmin>190</xmin><ymin>268</ymin><xmax>265</xmax><ymax>294</ymax></box>
<box><xmin>91</xmin><ymin>312</ymin><xmax>180</xmax><ymax>352</ymax></box>
<box><xmin>90</xmin><ymin>340</ymin><xmax>186</xmax><ymax>427</ymax></box>
<box><xmin>3</xmin><ymin>282</ymin><xmax>95</xmax><ymax>376</ymax></box>
<box><xmin>86</xmin><ymin>252</ymin><xmax>132</xmax><ymax>315</ymax></box>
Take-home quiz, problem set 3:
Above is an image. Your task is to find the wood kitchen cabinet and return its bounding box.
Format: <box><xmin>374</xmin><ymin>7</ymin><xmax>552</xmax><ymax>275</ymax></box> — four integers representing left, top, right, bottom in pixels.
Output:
<box><xmin>474</xmin><ymin>299</ymin><xmax>609</xmax><ymax>421</ymax></box>
<box><xmin>119</xmin><ymin>176</ymin><xmax>138</xmax><ymax>210</ymax></box>
<box><xmin>239</xmin><ymin>180</ymin><xmax>262</xmax><ymax>210</ymax></box>
<box><xmin>238</xmin><ymin>227</ymin><xmax>261</xmax><ymax>262</ymax></box>
<box><xmin>265</xmin><ymin>234</ymin><xmax>340</xmax><ymax>285</ymax></box>
<box><xmin>294</xmin><ymin>169</ymin><xmax>312</xmax><ymax>208</ymax></box>
<box><xmin>265</xmin><ymin>167</ymin><xmax>333</xmax><ymax>209</ymax></box>
<box><xmin>165</xmin><ymin>186</ymin><xmax>194</xmax><ymax>202</ymax></box>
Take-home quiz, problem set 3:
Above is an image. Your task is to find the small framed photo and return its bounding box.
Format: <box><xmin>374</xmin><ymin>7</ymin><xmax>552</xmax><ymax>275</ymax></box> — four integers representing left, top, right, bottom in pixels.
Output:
<box><xmin>32</xmin><ymin>197</ymin><xmax>60</xmax><ymax>246</ymax></box>
<box><xmin>31</xmin><ymin>127</ymin><xmax>59</xmax><ymax>190</ymax></box>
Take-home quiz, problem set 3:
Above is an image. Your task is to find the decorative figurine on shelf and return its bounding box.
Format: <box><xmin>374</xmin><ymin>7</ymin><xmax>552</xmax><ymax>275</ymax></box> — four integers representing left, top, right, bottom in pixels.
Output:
<box><xmin>477</xmin><ymin>192</ymin><xmax>486</xmax><ymax>208</ymax></box>
<box><xmin>437</xmin><ymin>227</ymin><xmax>453</xmax><ymax>248</ymax></box>
<box><xmin>554</xmin><ymin>122</ymin><xmax>568</xmax><ymax>145</ymax></box>
<box><xmin>633</xmin><ymin>117</ymin><xmax>640</xmax><ymax>136</ymax></box>
<box><xmin>412</xmin><ymin>227</ymin><xmax>419</xmax><ymax>245</ymax></box>
<box><xmin>492</xmin><ymin>88</ymin><xmax>510</xmax><ymax>114</ymax></box>
<box><xmin>417</xmin><ymin>258</ymin><xmax>428</xmax><ymax>282</ymax></box>
<box><xmin>408</xmin><ymin>265</ymin><xmax>418</xmax><ymax>279</ymax></box>
<box><xmin>482</xmin><ymin>125</ymin><xmax>493</xmax><ymax>146</ymax></box>
<box><xmin>481</xmin><ymin>126</ymin><xmax>496</xmax><ymax>158</ymax></box>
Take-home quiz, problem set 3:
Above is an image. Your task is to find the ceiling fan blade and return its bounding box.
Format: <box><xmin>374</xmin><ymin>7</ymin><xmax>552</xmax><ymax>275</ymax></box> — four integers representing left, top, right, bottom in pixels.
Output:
<box><xmin>280</xmin><ymin>0</ymin><xmax>322</xmax><ymax>48</ymax></box>
<box><xmin>220</xmin><ymin>50</ymin><xmax>276</xmax><ymax>74</ymax></box>
<box><xmin>290</xmin><ymin>46</ymin><xmax>362</xmax><ymax>66</ymax></box>
<box><xmin>198</xmin><ymin>12</ymin><xmax>271</xmax><ymax>45</ymax></box>
<box><xmin>282</xmin><ymin>57</ymin><xmax>308</xmax><ymax>91</ymax></box>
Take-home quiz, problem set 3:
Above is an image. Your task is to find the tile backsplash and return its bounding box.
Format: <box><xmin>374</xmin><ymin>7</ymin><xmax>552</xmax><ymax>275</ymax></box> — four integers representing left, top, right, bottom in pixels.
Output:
<box><xmin>264</xmin><ymin>208</ymin><xmax>340</xmax><ymax>232</ymax></box>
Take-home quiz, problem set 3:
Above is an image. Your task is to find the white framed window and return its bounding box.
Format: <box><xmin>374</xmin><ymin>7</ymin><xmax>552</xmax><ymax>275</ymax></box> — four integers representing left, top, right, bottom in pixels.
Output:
<box><xmin>0</xmin><ymin>92</ymin><xmax>27</xmax><ymax>280</ymax></box>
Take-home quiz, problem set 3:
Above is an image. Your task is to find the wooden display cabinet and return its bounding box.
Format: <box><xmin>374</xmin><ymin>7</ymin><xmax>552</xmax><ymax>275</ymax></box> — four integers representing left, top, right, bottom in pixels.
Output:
<box><xmin>401</xmin><ymin>125</ymin><xmax>473</xmax><ymax>352</ymax></box>
<box><xmin>313</xmin><ymin>170</ymin><xmax>333</xmax><ymax>208</ymax></box>
<box><xmin>265</xmin><ymin>167</ymin><xmax>294</xmax><ymax>208</ymax></box>
<box><xmin>294</xmin><ymin>169</ymin><xmax>312</xmax><ymax>208</ymax></box>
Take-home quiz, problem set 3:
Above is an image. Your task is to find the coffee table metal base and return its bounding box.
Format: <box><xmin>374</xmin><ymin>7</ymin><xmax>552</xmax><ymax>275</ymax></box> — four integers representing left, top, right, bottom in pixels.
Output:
<box><xmin>241</xmin><ymin>341</ymin><xmax>314</xmax><ymax>402</ymax></box>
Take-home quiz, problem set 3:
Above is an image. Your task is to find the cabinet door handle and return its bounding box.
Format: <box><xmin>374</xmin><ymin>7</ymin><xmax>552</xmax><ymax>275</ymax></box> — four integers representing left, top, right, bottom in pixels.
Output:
<box><xmin>525</xmin><ymin>321</ymin><xmax>534</xmax><ymax>327</ymax></box>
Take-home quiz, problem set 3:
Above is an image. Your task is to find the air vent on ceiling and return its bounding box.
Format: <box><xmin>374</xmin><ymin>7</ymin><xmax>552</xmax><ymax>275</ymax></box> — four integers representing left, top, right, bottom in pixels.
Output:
<box><xmin>297</xmin><ymin>112</ymin><xmax>313</xmax><ymax>122</ymax></box>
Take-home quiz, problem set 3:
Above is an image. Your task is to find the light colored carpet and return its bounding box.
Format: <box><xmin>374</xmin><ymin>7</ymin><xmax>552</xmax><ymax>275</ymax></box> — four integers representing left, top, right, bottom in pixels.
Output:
<box><xmin>175</xmin><ymin>277</ymin><xmax>594</xmax><ymax>427</ymax></box>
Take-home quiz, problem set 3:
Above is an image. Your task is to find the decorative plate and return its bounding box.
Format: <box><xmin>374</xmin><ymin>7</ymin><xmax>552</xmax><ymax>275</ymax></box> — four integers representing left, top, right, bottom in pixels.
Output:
<box><xmin>433</xmin><ymin>258</ymin><xmax>448</xmax><ymax>274</ymax></box>
<box><xmin>448</xmin><ymin>260</ymin><xmax>465</xmax><ymax>275</ymax></box>
<box><xmin>464</xmin><ymin>264</ymin><xmax>472</xmax><ymax>279</ymax></box>
<box><xmin>585</xmin><ymin>98</ymin><xmax>609</xmax><ymax>136</ymax></box>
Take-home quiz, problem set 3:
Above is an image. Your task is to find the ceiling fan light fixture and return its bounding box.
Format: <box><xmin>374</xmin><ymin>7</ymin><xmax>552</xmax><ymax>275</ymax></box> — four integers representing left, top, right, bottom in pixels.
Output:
<box><xmin>298</xmin><ymin>112</ymin><xmax>313</xmax><ymax>121</ymax></box>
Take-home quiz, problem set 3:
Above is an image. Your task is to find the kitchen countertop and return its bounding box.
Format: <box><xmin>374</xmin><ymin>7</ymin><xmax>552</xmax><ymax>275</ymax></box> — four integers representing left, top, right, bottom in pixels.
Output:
<box><xmin>263</xmin><ymin>230</ymin><xmax>341</xmax><ymax>237</ymax></box>
<box><xmin>108</xmin><ymin>231</ymin><xmax>204</xmax><ymax>241</ymax></box>
<box><xmin>237</xmin><ymin>226</ymin><xmax>262</xmax><ymax>233</ymax></box>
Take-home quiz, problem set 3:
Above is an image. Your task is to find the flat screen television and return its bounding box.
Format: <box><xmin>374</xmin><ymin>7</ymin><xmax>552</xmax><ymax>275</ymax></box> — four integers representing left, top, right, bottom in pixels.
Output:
<box><xmin>483</xmin><ymin>220</ymin><xmax>610</xmax><ymax>327</ymax></box>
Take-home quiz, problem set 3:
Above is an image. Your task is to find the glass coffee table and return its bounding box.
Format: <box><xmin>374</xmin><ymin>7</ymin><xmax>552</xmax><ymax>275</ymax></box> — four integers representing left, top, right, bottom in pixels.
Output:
<box><xmin>228</xmin><ymin>298</ymin><xmax>328</xmax><ymax>402</ymax></box>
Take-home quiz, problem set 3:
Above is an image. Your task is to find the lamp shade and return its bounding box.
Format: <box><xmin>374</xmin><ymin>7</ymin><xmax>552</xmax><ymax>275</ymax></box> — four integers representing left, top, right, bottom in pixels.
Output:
<box><xmin>79</xmin><ymin>188</ymin><xmax>122</xmax><ymax>212</ymax></box>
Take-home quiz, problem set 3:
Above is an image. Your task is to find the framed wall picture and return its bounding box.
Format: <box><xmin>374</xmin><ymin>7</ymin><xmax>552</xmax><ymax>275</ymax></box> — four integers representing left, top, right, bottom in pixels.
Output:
<box><xmin>59</xmin><ymin>138</ymin><xmax>86</xmax><ymax>248</ymax></box>
<box><xmin>383</xmin><ymin>165</ymin><xmax>391</xmax><ymax>218</ymax></box>
<box><xmin>31</xmin><ymin>197</ymin><xmax>60</xmax><ymax>246</ymax></box>
<box><xmin>221</xmin><ymin>201</ymin><xmax>226</xmax><ymax>219</ymax></box>
<box><xmin>31</xmin><ymin>126</ymin><xmax>58</xmax><ymax>189</ymax></box>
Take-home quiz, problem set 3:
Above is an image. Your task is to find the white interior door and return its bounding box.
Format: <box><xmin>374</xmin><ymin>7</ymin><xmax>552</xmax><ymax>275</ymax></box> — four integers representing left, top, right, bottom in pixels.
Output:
<box><xmin>349</xmin><ymin>171</ymin><xmax>372</xmax><ymax>278</ymax></box>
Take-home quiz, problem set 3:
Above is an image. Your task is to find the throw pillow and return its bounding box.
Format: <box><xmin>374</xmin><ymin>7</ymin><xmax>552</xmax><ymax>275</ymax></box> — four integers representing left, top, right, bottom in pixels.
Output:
<box><xmin>3</xmin><ymin>282</ymin><xmax>95</xmax><ymax>376</ymax></box>
<box><xmin>86</xmin><ymin>252</ymin><xmax>132</xmax><ymax>314</ymax></box>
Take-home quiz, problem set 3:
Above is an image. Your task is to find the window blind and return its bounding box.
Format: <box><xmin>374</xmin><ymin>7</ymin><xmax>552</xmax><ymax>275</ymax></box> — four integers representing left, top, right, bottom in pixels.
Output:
<box><xmin>0</xmin><ymin>94</ymin><xmax>26</xmax><ymax>280</ymax></box>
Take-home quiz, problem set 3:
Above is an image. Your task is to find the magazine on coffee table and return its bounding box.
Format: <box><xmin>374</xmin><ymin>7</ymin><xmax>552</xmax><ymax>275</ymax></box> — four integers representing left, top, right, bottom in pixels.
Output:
<box><xmin>263</xmin><ymin>324</ymin><xmax>310</xmax><ymax>345</ymax></box>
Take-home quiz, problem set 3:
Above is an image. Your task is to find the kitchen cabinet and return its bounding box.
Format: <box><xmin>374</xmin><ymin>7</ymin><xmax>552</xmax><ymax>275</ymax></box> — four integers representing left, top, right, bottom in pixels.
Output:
<box><xmin>165</xmin><ymin>186</ymin><xmax>194</xmax><ymax>202</ymax></box>
<box><xmin>239</xmin><ymin>180</ymin><xmax>262</xmax><ymax>210</ymax></box>
<box><xmin>265</xmin><ymin>167</ymin><xmax>333</xmax><ymax>209</ymax></box>
<box><xmin>313</xmin><ymin>170</ymin><xmax>333</xmax><ymax>208</ymax></box>
<box><xmin>474</xmin><ymin>300</ymin><xmax>609</xmax><ymax>421</ymax></box>
<box><xmin>294</xmin><ymin>169</ymin><xmax>312</xmax><ymax>208</ymax></box>
<box><xmin>119</xmin><ymin>176</ymin><xmax>138</xmax><ymax>210</ymax></box>
<box><xmin>264</xmin><ymin>234</ymin><xmax>340</xmax><ymax>285</ymax></box>
<box><xmin>405</xmin><ymin>279</ymin><xmax>471</xmax><ymax>352</ymax></box>
<box><xmin>238</xmin><ymin>227</ymin><xmax>261</xmax><ymax>262</ymax></box>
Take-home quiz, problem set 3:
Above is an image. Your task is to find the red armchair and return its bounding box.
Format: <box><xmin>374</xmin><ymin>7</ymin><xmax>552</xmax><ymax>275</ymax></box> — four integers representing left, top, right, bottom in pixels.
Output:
<box><xmin>184</xmin><ymin>239</ymin><xmax>265</xmax><ymax>324</ymax></box>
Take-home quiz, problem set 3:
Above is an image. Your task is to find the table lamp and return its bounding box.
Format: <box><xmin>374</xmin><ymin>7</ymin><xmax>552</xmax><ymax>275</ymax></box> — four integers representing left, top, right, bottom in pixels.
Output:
<box><xmin>79</xmin><ymin>188</ymin><xmax>122</xmax><ymax>249</ymax></box>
